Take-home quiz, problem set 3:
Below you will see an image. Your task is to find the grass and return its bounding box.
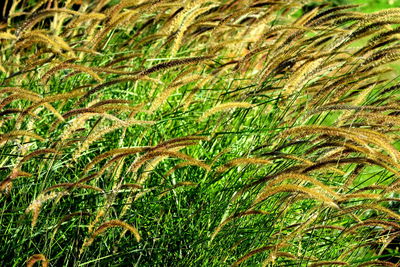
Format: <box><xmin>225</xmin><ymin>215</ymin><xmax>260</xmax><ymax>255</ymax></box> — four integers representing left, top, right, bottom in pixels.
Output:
<box><xmin>347</xmin><ymin>0</ymin><xmax>397</xmax><ymax>12</ymax></box>
<box><xmin>0</xmin><ymin>0</ymin><xmax>400</xmax><ymax>266</ymax></box>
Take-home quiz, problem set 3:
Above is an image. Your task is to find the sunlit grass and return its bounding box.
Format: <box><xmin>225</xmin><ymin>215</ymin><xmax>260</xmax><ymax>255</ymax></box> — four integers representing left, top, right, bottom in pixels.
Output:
<box><xmin>0</xmin><ymin>0</ymin><xmax>399</xmax><ymax>266</ymax></box>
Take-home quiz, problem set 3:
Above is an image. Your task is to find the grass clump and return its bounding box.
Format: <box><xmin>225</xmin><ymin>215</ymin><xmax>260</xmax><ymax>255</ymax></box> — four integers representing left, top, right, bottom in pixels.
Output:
<box><xmin>0</xmin><ymin>0</ymin><xmax>399</xmax><ymax>266</ymax></box>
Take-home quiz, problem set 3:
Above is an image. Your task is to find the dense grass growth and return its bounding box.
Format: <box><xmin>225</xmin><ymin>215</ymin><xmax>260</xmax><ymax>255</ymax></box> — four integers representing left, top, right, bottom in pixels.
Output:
<box><xmin>0</xmin><ymin>0</ymin><xmax>399</xmax><ymax>266</ymax></box>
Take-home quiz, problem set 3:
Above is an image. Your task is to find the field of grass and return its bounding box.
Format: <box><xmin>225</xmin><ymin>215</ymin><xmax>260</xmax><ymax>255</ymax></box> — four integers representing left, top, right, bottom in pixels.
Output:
<box><xmin>0</xmin><ymin>0</ymin><xmax>400</xmax><ymax>266</ymax></box>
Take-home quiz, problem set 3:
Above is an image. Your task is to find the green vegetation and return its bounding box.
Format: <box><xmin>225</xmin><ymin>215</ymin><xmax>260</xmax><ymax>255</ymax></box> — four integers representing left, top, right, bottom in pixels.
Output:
<box><xmin>348</xmin><ymin>0</ymin><xmax>396</xmax><ymax>12</ymax></box>
<box><xmin>0</xmin><ymin>0</ymin><xmax>399</xmax><ymax>266</ymax></box>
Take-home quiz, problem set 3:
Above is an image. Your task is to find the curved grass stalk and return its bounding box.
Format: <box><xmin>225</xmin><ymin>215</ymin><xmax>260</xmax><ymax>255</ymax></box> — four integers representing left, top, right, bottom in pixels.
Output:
<box><xmin>81</xmin><ymin>219</ymin><xmax>140</xmax><ymax>254</ymax></box>
<box><xmin>129</xmin><ymin>149</ymin><xmax>210</xmax><ymax>178</ymax></box>
<box><xmin>199</xmin><ymin>102</ymin><xmax>254</xmax><ymax>121</ymax></box>
<box><xmin>344</xmin><ymin>219</ymin><xmax>400</xmax><ymax>234</ymax></box>
<box><xmin>26</xmin><ymin>254</ymin><xmax>48</xmax><ymax>267</ymax></box>
<box><xmin>281</xmin><ymin>126</ymin><xmax>400</xmax><ymax>162</ymax></box>
<box><xmin>25</xmin><ymin>191</ymin><xmax>69</xmax><ymax>228</ymax></box>
<box><xmin>41</xmin><ymin>63</ymin><xmax>103</xmax><ymax>84</ymax></box>
<box><xmin>0</xmin><ymin>130</ymin><xmax>45</xmax><ymax>144</ymax></box>
<box><xmin>72</xmin><ymin>118</ymin><xmax>154</xmax><ymax>161</ymax></box>
<box><xmin>84</xmin><ymin>147</ymin><xmax>150</xmax><ymax>173</ymax></box>
<box><xmin>254</xmin><ymin>184</ymin><xmax>338</xmax><ymax>208</ymax></box>
<box><xmin>338</xmin><ymin>204</ymin><xmax>400</xmax><ymax>221</ymax></box>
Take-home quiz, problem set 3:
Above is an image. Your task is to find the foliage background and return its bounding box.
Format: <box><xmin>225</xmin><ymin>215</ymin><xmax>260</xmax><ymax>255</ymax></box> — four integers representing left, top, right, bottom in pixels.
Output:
<box><xmin>0</xmin><ymin>0</ymin><xmax>399</xmax><ymax>266</ymax></box>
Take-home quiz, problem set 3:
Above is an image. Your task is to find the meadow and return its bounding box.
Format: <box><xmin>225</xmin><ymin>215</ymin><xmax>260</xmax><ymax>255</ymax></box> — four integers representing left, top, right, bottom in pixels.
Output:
<box><xmin>0</xmin><ymin>0</ymin><xmax>399</xmax><ymax>266</ymax></box>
